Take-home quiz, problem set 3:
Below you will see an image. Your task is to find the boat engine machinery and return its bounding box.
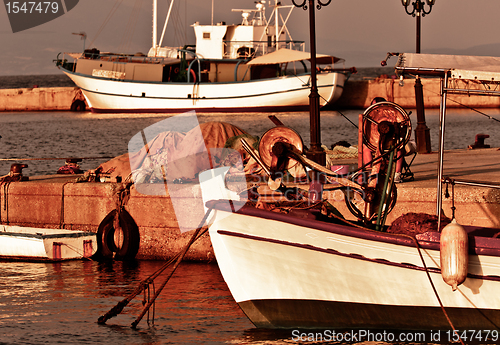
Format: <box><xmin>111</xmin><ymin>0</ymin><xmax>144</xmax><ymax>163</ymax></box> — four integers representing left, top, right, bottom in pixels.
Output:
<box><xmin>242</xmin><ymin>101</ymin><xmax>411</xmax><ymax>229</ymax></box>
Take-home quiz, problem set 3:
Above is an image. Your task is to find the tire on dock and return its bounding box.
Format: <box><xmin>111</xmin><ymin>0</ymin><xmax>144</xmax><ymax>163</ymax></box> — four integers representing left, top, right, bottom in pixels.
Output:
<box><xmin>70</xmin><ymin>99</ymin><xmax>86</xmax><ymax>112</ymax></box>
<box><xmin>96</xmin><ymin>209</ymin><xmax>140</xmax><ymax>260</ymax></box>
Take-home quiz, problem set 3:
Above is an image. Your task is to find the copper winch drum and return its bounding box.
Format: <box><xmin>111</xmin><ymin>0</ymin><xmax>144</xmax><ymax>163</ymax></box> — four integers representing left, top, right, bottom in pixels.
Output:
<box><xmin>258</xmin><ymin>126</ymin><xmax>304</xmax><ymax>170</ymax></box>
<box><xmin>362</xmin><ymin>101</ymin><xmax>412</xmax><ymax>153</ymax></box>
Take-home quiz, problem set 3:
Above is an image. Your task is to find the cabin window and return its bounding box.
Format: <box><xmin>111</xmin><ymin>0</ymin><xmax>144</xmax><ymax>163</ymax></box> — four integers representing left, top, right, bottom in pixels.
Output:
<box><xmin>203</xmin><ymin>32</ymin><xmax>211</xmax><ymax>39</ymax></box>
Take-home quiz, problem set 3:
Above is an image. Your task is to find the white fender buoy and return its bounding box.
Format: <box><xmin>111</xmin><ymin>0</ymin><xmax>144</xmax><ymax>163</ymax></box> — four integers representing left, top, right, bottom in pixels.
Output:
<box><xmin>440</xmin><ymin>219</ymin><xmax>469</xmax><ymax>291</ymax></box>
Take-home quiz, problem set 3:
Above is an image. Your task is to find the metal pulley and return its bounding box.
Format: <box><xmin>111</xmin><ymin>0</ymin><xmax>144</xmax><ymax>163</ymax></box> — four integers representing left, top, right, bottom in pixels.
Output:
<box><xmin>258</xmin><ymin>126</ymin><xmax>304</xmax><ymax>173</ymax></box>
<box><xmin>362</xmin><ymin>101</ymin><xmax>412</xmax><ymax>153</ymax></box>
<box><xmin>258</xmin><ymin>126</ymin><xmax>304</xmax><ymax>190</ymax></box>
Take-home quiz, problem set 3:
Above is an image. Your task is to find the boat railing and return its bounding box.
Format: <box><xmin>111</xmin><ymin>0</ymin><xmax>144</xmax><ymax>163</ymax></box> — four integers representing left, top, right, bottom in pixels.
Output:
<box><xmin>222</xmin><ymin>40</ymin><xmax>305</xmax><ymax>59</ymax></box>
<box><xmin>59</xmin><ymin>49</ymin><xmax>197</xmax><ymax>66</ymax></box>
<box><xmin>185</xmin><ymin>54</ymin><xmax>251</xmax><ymax>83</ymax></box>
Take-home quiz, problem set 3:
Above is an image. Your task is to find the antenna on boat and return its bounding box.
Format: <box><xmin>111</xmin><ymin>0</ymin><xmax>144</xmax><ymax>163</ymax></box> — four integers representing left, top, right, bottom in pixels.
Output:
<box><xmin>72</xmin><ymin>32</ymin><xmax>86</xmax><ymax>52</ymax></box>
<box><xmin>158</xmin><ymin>0</ymin><xmax>176</xmax><ymax>48</ymax></box>
<box><xmin>211</xmin><ymin>0</ymin><xmax>214</xmax><ymax>25</ymax></box>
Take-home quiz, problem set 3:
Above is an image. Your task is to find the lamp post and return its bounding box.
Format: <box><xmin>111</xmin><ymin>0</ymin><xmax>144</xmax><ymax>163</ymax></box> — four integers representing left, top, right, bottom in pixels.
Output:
<box><xmin>292</xmin><ymin>0</ymin><xmax>332</xmax><ymax>166</ymax></box>
<box><xmin>401</xmin><ymin>0</ymin><xmax>435</xmax><ymax>154</ymax></box>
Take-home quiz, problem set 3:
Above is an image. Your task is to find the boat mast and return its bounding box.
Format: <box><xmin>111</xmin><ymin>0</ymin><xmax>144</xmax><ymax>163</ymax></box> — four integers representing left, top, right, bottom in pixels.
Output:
<box><xmin>153</xmin><ymin>0</ymin><xmax>157</xmax><ymax>49</ymax></box>
<box><xmin>274</xmin><ymin>0</ymin><xmax>279</xmax><ymax>49</ymax></box>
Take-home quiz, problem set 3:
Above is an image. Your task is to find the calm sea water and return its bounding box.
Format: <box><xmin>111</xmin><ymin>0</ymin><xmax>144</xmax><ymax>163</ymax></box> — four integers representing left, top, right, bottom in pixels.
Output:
<box><xmin>0</xmin><ymin>260</ymin><xmax>257</xmax><ymax>345</ymax></box>
<box><xmin>0</xmin><ymin>107</ymin><xmax>499</xmax><ymax>344</ymax></box>
<box><xmin>0</xmin><ymin>108</ymin><xmax>499</xmax><ymax>176</ymax></box>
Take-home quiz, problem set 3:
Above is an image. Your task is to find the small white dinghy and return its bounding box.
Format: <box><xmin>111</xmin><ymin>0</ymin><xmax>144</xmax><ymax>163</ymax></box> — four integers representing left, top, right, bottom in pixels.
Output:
<box><xmin>0</xmin><ymin>225</ymin><xmax>97</xmax><ymax>261</ymax></box>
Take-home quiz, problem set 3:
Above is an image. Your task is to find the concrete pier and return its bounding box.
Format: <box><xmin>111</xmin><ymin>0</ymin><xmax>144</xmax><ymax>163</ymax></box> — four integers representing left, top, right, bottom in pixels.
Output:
<box><xmin>0</xmin><ymin>175</ymin><xmax>213</xmax><ymax>261</ymax></box>
<box><xmin>1</xmin><ymin>147</ymin><xmax>498</xmax><ymax>260</ymax></box>
<box><xmin>334</xmin><ymin>77</ymin><xmax>500</xmax><ymax>109</ymax></box>
<box><xmin>0</xmin><ymin>87</ymin><xmax>86</xmax><ymax>111</ymax></box>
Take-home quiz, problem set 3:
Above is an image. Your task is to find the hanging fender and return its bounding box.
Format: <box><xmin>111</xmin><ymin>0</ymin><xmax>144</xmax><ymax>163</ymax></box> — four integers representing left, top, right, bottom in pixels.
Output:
<box><xmin>96</xmin><ymin>209</ymin><xmax>140</xmax><ymax>260</ymax></box>
<box><xmin>440</xmin><ymin>219</ymin><xmax>469</xmax><ymax>291</ymax></box>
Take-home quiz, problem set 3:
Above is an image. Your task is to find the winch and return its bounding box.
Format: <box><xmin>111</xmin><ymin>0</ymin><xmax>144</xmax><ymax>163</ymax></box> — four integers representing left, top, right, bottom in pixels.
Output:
<box><xmin>241</xmin><ymin>101</ymin><xmax>412</xmax><ymax>229</ymax></box>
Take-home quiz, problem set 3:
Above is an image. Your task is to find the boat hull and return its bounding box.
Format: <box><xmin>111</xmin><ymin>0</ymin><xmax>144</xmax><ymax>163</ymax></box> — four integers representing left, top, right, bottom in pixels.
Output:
<box><xmin>61</xmin><ymin>68</ymin><xmax>345</xmax><ymax>113</ymax></box>
<box><xmin>0</xmin><ymin>225</ymin><xmax>97</xmax><ymax>261</ymax></box>
<box><xmin>207</xmin><ymin>201</ymin><xmax>500</xmax><ymax>330</ymax></box>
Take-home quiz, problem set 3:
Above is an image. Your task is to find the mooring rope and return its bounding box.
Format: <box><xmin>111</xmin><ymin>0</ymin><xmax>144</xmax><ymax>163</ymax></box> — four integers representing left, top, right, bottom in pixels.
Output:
<box><xmin>0</xmin><ymin>156</ymin><xmax>115</xmax><ymax>162</ymax></box>
<box><xmin>423</xmin><ymin>86</ymin><xmax>500</xmax><ymax>124</ymax></box>
<box><xmin>317</xmin><ymin>92</ymin><xmax>358</xmax><ymax>129</ymax></box>
<box><xmin>97</xmin><ymin>206</ymin><xmax>214</xmax><ymax>327</ymax></box>
<box><xmin>130</xmin><ymin>205</ymin><xmax>215</xmax><ymax>328</ymax></box>
<box><xmin>60</xmin><ymin>242</ymin><xmax>96</xmax><ymax>261</ymax></box>
<box><xmin>401</xmin><ymin>233</ymin><xmax>465</xmax><ymax>345</ymax></box>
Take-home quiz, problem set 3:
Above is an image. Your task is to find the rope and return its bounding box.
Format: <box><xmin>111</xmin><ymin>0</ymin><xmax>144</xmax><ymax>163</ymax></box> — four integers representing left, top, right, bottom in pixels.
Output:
<box><xmin>117</xmin><ymin>0</ymin><xmax>145</xmax><ymax>53</ymax></box>
<box><xmin>97</xmin><ymin>206</ymin><xmax>214</xmax><ymax>326</ymax></box>
<box><xmin>422</xmin><ymin>84</ymin><xmax>500</xmax><ymax>124</ymax></box>
<box><xmin>60</xmin><ymin>242</ymin><xmax>96</xmax><ymax>261</ymax></box>
<box><xmin>0</xmin><ymin>156</ymin><xmax>115</xmax><ymax>162</ymax></box>
<box><xmin>316</xmin><ymin>91</ymin><xmax>359</xmax><ymax>130</ymax></box>
<box><xmin>87</xmin><ymin>0</ymin><xmax>124</xmax><ymax>48</ymax></box>
<box><xmin>131</xmin><ymin>205</ymin><xmax>214</xmax><ymax>328</ymax></box>
<box><xmin>2</xmin><ymin>182</ymin><xmax>10</xmax><ymax>224</ymax></box>
<box><xmin>59</xmin><ymin>181</ymin><xmax>73</xmax><ymax>229</ymax></box>
<box><xmin>400</xmin><ymin>233</ymin><xmax>465</xmax><ymax>345</ymax></box>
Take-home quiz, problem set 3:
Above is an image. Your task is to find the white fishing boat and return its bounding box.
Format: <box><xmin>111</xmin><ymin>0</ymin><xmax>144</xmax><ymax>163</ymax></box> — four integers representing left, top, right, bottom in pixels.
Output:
<box><xmin>0</xmin><ymin>225</ymin><xmax>97</xmax><ymax>261</ymax></box>
<box><xmin>198</xmin><ymin>53</ymin><xmax>500</xmax><ymax>330</ymax></box>
<box><xmin>56</xmin><ymin>1</ymin><xmax>351</xmax><ymax>113</ymax></box>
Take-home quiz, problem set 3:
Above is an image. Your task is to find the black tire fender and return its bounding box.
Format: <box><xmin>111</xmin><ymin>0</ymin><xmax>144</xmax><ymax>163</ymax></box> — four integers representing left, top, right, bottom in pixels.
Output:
<box><xmin>97</xmin><ymin>209</ymin><xmax>140</xmax><ymax>260</ymax></box>
<box><xmin>70</xmin><ymin>99</ymin><xmax>86</xmax><ymax>112</ymax></box>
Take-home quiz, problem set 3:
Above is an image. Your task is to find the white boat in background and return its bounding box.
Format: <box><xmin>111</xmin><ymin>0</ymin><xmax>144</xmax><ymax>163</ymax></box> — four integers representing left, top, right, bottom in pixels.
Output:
<box><xmin>56</xmin><ymin>0</ymin><xmax>351</xmax><ymax>113</ymax></box>
<box><xmin>0</xmin><ymin>225</ymin><xmax>97</xmax><ymax>261</ymax></box>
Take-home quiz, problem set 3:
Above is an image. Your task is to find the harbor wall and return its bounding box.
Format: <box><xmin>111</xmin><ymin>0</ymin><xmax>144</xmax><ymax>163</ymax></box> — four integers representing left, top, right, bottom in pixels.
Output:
<box><xmin>0</xmin><ymin>87</ymin><xmax>86</xmax><ymax>112</ymax></box>
<box><xmin>0</xmin><ymin>178</ymin><xmax>213</xmax><ymax>261</ymax></box>
<box><xmin>1</xmin><ymin>176</ymin><xmax>498</xmax><ymax>261</ymax></box>
<box><xmin>1</xmin><ymin>78</ymin><xmax>500</xmax><ymax>111</ymax></box>
<box><xmin>334</xmin><ymin>77</ymin><xmax>500</xmax><ymax>109</ymax></box>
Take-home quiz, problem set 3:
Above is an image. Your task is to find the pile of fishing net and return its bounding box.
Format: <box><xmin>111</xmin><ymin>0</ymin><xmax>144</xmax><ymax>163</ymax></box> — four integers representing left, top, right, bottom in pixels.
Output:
<box><xmin>79</xmin><ymin>122</ymin><xmax>258</xmax><ymax>183</ymax></box>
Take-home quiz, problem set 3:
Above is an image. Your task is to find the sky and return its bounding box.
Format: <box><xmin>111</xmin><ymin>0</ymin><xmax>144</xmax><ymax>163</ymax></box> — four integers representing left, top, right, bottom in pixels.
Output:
<box><xmin>1</xmin><ymin>0</ymin><xmax>500</xmax><ymax>76</ymax></box>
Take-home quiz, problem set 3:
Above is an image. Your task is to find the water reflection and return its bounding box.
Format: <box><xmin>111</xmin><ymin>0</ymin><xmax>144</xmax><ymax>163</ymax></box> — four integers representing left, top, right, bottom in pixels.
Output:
<box><xmin>0</xmin><ymin>259</ymin><xmax>456</xmax><ymax>344</ymax></box>
<box><xmin>0</xmin><ymin>260</ymin><xmax>254</xmax><ymax>344</ymax></box>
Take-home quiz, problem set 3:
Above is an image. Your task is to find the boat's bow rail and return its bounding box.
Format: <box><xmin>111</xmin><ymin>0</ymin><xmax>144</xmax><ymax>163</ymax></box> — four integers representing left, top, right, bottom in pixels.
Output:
<box><xmin>56</xmin><ymin>48</ymin><xmax>193</xmax><ymax>72</ymax></box>
<box><xmin>221</xmin><ymin>40</ymin><xmax>305</xmax><ymax>60</ymax></box>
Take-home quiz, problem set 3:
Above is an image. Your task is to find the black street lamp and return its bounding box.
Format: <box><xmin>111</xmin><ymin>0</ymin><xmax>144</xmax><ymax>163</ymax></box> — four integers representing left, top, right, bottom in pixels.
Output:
<box><xmin>292</xmin><ymin>0</ymin><xmax>332</xmax><ymax>166</ymax></box>
<box><xmin>401</xmin><ymin>0</ymin><xmax>435</xmax><ymax>154</ymax></box>
<box><xmin>401</xmin><ymin>0</ymin><xmax>435</xmax><ymax>54</ymax></box>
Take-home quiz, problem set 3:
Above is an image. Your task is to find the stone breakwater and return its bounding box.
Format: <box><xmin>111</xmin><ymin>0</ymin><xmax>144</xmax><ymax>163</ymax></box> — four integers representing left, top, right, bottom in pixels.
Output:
<box><xmin>1</xmin><ymin>77</ymin><xmax>500</xmax><ymax>112</ymax></box>
<box><xmin>0</xmin><ymin>87</ymin><xmax>86</xmax><ymax>112</ymax></box>
<box><xmin>334</xmin><ymin>77</ymin><xmax>500</xmax><ymax>109</ymax></box>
